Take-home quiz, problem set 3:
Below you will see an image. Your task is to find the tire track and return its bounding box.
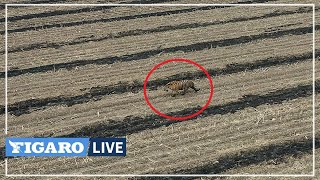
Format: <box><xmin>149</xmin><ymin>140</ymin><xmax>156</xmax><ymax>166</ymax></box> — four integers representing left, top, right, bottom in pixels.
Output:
<box><xmin>1</xmin><ymin>25</ymin><xmax>316</xmax><ymax>78</ymax></box>
<box><xmin>1</xmin><ymin>51</ymin><xmax>315</xmax><ymax>116</ymax></box>
<box><xmin>171</xmin><ymin>137</ymin><xmax>318</xmax><ymax>175</ymax></box>
<box><xmin>1</xmin><ymin>0</ymin><xmax>278</xmax><ymax>34</ymax></box>
<box><xmin>4</xmin><ymin>7</ymin><xmax>311</xmax><ymax>54</ymax></box>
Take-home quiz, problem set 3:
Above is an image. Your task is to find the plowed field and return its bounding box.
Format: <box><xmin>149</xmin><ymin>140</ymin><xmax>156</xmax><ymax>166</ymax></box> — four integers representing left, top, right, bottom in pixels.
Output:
<box><xmin>0</xmin><ymin>0</ymin><xmax>319</xmax><ymax>177</ymax></box>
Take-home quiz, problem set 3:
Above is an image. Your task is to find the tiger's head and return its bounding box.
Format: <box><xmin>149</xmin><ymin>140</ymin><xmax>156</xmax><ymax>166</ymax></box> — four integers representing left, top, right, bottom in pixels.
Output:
<box><xmin>164</xmin><ymin>82</ymin><xmax>174</xmax><ymax>92</ymax></box>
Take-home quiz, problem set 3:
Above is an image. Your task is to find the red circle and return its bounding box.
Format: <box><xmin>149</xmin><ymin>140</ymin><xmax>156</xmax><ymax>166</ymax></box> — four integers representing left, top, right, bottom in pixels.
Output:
<box><xmin>143</xmin><ymin>58</ymin><xmax>214</xmax><ymax>121</ymax></box>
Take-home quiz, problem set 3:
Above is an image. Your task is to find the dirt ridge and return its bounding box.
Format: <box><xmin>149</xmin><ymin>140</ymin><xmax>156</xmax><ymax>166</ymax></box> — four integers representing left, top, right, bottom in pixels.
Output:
<box><xmin>1</xmin><ymin>0</ymin><xmax>279</xmax><ymax>34</ymax></box>
<box><xmin>0</xmin><ymin>0</ymin><xmax>67</xmax><ymax>10</ymax></box>
<box><xmin>170</xmin><ymin>137</ymin><xmax>318</xmax><ymax>174</ymax></box>
<box><xmin>2</xmin><ymin>81</ymin><xmax>317</xmax><ymax>162</ymax></box>
<box><xmin>1</xmin><ymin>0</ymin><xmax>180</xmax><ymax>22</ymax></box>
<box><xmin>64</xmin><ymin>81</ymin><xmax>318</xmax><ymax>138</ymax></box>
<box><xmin>2</xmin><ymin>25</ymin><xmax>316</xmax><ymax>78</ymax></box>
<box><xmin>1</xmin><ymin>51</ymin><xmax>315</xmax><ymax>116</ymax></box>
<box><xmin>3</xmin><ymin>7</ymin><xmax>311</xmax><ymax>54</ymax></box>
<box><xmin>2</xmin><ymin>6</ymin><xmax>224</xmax><ymax>34</ymax></box>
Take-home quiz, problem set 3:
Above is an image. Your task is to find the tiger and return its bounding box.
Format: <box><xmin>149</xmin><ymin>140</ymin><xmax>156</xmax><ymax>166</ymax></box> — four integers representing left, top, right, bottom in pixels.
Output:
<box><xmin>164</xmin><ymin>80</ymin><xmax>200</xmax><ymax>97</ymax></box>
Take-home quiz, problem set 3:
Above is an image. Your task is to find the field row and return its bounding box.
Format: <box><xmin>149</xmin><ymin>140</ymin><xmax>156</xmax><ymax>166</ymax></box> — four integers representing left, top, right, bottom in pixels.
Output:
<box><xmin>1</xmin><ymin>0</ymin><xmax>319</xmax><ymax>176</ymax></box>
<box><xmin>6</xmin><ymin>5</ymin><xmax>308</xmax><ymax>49</ymax></box>
<box><xmin>5</xmin><ymin>0</ymin><xmax>219</xmax><ymax>18</ymax></box>
<box><xmin>5</xmin><ymin>60</ymin><xmax>315</xmax><ymax>138</ymax></box>
<box><xmin>7</xmin><ymin>93</ymin><xmax>316</xmax><ymax>174</ymax></box>
<box><xmin>6</xmin><ymin>8</ymin><xmax>313</xmax><ymax>69</ymax></box>
<box><xmin>3</xmin><ymin>33</ymin><xmax>314</xmax><ymax>103</ymax></box>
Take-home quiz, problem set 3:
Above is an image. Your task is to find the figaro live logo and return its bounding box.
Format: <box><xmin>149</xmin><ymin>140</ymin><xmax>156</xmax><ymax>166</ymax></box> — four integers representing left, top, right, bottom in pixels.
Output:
<box><xmin>6</xmin><ymin>138</ymin><xmax>126</xmax><ymax>157</ymax></box>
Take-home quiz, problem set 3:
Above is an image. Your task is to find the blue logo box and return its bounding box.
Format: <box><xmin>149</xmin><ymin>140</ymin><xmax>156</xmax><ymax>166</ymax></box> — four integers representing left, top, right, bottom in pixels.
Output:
<box><xmin>6</xmin><ymin>137</ymin><xmax>126</xmax><ymax>157</ymax></box>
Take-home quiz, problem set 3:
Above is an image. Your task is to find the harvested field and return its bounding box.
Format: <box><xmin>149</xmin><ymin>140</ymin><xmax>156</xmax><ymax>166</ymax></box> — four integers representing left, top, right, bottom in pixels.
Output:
<box><xmin>0</xmin><ymin>0</ymin><xmax>319</xmax><ymax>178</ymax></box>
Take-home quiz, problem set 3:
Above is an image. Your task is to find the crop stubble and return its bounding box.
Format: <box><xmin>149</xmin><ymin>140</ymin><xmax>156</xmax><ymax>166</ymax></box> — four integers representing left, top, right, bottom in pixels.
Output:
<box><xmin>2</xmin><ymin>1</ymin><xmax>318</xmax><ymax>175</ymax></box>
<box><xmin>4</xmin><ymin>34</ymin><xmax>313</xmax><ymax>103</ymax></box>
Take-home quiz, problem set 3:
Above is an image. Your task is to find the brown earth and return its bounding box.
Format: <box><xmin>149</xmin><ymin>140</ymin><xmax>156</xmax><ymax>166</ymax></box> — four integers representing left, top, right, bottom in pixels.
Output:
<box><xmin>0</xmin><ymin>0</ymin><xmax>319</xmax><ymax>179</ymax></box>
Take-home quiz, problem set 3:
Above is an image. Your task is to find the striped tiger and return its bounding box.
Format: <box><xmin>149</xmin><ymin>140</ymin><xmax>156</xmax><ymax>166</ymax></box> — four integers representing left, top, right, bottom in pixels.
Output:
<box><xmin>164</xmin><ymin>80</ymin><xmax>200</xmax><ymax>96</ymax></box>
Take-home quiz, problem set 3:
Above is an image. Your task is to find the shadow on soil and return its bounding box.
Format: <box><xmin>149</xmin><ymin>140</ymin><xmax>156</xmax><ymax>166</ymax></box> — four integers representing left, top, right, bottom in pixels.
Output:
<box><xmin>3</xmin><ymin>7</ymin><xmax>311</xmax><ymax>54</ymax></box>
<box><xmin>1</xmin><ymin>6</ymin><xmax>223</xmax><ymax>34</ymax></box>
<box><xmin>0</xmin><ymin>0</ymin><xmax>67</xmax><ymax>10</ymax></box>
<box><xmin>64</xmin><ymin>81</ymin><xmax>318</xmax><ymax>138</ymax></box>
<box><xmin>1</xmin><ymin>51</ymin><xmax>316</xmax><ymax>116</ymax></box>
<box><xmin>0</xmin><ymin>0</ymin><xmax>278</xmax><ymax>34</ymax></box>
<box><xmin>3</xmin><ymin>138</ymin><xmax>317</xmax><ymax>174</ymax></box>
<box><xmin>1</xmin><ymin>84</ymin><xmax>318</xmax><ymax>175</ymax></box>
<box><xmin>172</xmin><ymin>137</ymin><xmax>319</xmax><ymax>175</ymax></box>
<box><xmin>0</xmin><ymin>0</ymin><xmax>181</xmax><ymax>21</ymax></box>
<box><xmin>1</xmin><ymin>25</ymin><xmax>317</xmax><ymax>78</ymax></box>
